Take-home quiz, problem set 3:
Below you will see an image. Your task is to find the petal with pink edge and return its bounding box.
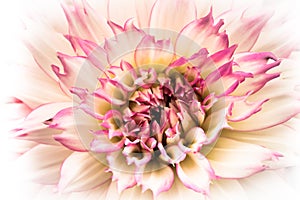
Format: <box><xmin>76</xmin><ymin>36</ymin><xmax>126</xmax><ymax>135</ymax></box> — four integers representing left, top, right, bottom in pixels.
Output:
<box><xmin>176</xmin><ymin>153</ymin><xmax>215</xmax><ymax>195</ymax></box>
<box><xmin>61</xmin><ymin>0</ymin><xmax>113</xmax><ymax>43</ymax></box>
<box><xmin>106</xmin><ymin>151</ymin><xmax>137</xmax><ymax>193</ymax></box>
<box><xmin>228</xmin><ymin>94</ymin><xmax>300</xmax><ymax>131</ymax></box>
<box><xmin>134</xmin><ymin>35</ymin><xmax>174</xmax><ymax>68</ymax></box>
<box><xmin>176</xmin><ymin>10</ymin><xmax>229</xmax><ymax>57</ymax></box>
<box><xmin>138</xmin><ymin>165</ymin><xmax>174</xmax><ymax>197</ymax></box>
<box><xmin>157</xmin><ymin>176</ymin><xmax>206</xmax><ymax>200</ymax></box>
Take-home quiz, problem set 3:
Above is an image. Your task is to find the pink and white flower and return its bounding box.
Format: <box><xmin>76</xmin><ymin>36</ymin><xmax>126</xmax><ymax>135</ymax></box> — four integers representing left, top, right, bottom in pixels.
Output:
<box><xmin>7</xmin><ymin>0</ymin><xmax>300</xmax><ymax>199</ymax></box>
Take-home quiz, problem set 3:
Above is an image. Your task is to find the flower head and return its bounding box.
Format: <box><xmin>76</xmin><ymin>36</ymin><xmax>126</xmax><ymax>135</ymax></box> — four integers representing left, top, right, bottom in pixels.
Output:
<box><xmin>10</xmin><ymin>0</ymin><xmax>300</xmax><ymax>199</ymax></box>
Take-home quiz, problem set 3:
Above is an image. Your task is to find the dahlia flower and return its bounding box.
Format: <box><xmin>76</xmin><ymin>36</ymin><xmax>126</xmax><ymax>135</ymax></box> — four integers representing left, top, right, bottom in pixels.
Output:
<box><xmin>6</xmin><ymin>0</ymin><xmax>300</xmax><ymax>199</ymax></box>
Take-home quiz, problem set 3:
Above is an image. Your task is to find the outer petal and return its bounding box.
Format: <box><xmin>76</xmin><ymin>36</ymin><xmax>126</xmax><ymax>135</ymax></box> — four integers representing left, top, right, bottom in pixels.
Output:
<box><xmin>176</xmin><ymin>153</ymin><xmax>215</xmax><ymax>195</ymax></box>
<box><xmin>16</xmin><ymin>144</ymin><xmax>71</xmax><ymax>184</ymax></box>
<box><xmin>49</xmin><ymin>107</ymin><xmax>97</xmax><ymax>152</ymax></box>
<box><xmin>58</xmin><ymin>152</ymin><xmax>111</xmax><ymax>193</ymax></box>
<box><xmin>221</xmin><ymin>123</ymin><xmax>300</xmax><ymax>167</ymax></box>
<box><xmin>206</xmin><ymin>137</ymin><xmax>280</xmax><ymax>178</ymax></box>
<box><xmin>149</xmin><ymin>0</ymin><xmax>196</xmax><ymax>41</ymax></box>
<box><xmin>209</xmin><ymin>179</ymin><xmax>248</xmax><ymax>200</ymax></box>
<box><xmin>22</xmin><ymin>20</ymin><xmax>74</xmax><ymax>82</ymax></box>
<box><xmin>52</xmin><ymin>53</ymin><xmax>101</xmax><ymax>95</ymax></box>
<box><xmin>228</xmin><ymin>94</ymin><xmax>300</xmax><ymax>131</ymax></box>
<box><xmin>176</xmin><ymin>10</ymin><xmax>229</xmax><ymax>57</ymax></box>
<box><xmin>219</xmin><ymin>7</ymin><xmax>271</xmax><ymax>52</ymax></box>
<box><xmin>13</xmin><ymin>102</ymin><xmax>72</xmax><ymax>145</ymax></box>
<box><xmin>106</xmin><ymin>151</ymin><xmax>137</xmax><ymax>193</ymax></box>
<box><xmin>61</xmin><ymin>0</ymin><xmax>113</xmax><ymax>43</ymax></box>
<box><xmin>157</xmin><ymin>176</ymin><xmax>206</xmax><ymax>200</ymax></box>
<box><xmin>239</xmin><ymin>170</ymin><xmax>299</xmax><ymax>200</ymax></box>
<box><xmin>135</xmin><ymin>0</ymin><xmax>156</xmax><ymax>28</ymax></box>
<box><xmin>134</xmin><ymin>35</ymin><xmax>174</xmax><ymax>68</ymax></box>
<box><xmin>119</xmin><ymin>185</ymin><xmax>153</xmax><ymax>200</ymax></box>
<box><xmin>11</xmin><ymin>64</ymin><xmax>70</xmax><ymax>108</ymax></box>
<box><xmin>138</xmin><ymin>165</ymin><xmax>174</xmax><ymax>197</ymax></box>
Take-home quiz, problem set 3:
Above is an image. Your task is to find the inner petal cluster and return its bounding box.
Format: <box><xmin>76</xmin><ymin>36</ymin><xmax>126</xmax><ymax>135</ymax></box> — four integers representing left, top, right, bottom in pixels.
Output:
<box><xmin>91</xmin><ymin>64</ymin><xmax>208</xmax><ymax>168</ymax></box>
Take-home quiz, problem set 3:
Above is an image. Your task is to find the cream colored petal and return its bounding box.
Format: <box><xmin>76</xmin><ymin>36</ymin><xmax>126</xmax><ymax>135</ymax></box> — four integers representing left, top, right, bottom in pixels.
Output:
<box><xmin>239</xmin><ymin>170</ymin><xmax>299</xmax><ymax>200</ymax></box>
<box><xmin>16</xmin><ymin>144</ymin><xmax>72</xmax><ymax>185</ymax></box>
<box><xmin>58</xmin><ymin>152</ymin><xmax>111</xmax><ymax>193</ymax></box>
<box><xmin>139</xmin><ymin>166</ymin><xmax>174</xmax><ymax>197</ymax></box>
<box><xmin>207</xmin><ymin>137</ymin><xmax>278</xmax><ymax>178</ymax></box>
<box><xmin>22</xmin><ymin>20</ymin><xmax>74</xmax><ymax>81</ymax></box>
<box><xmin>157</xmin><ymin>176</ymin><xmax>206</xmax><ymax>200</ymax></box>
<box><xmin>149</xmin><ymin>0</ymin><xmax>196</xmax><ymax>41</ymax></box>
<box><xmin>120</xmin><ymin>185</ymin><xmax>153</xmax><ymax>200</ymax></box>
<box><xmin>12</xmin><ymin>64</ymin><xmax>71</xmax><ymax>108</ymax></box>
<box><xmin>135</xmin><ymin>0</ymin><xmax>156</xmax><ymax>28</ymax></box>
<box><xmin>210</xmin><ymin>179</ymin><xmax>247</xmax><ymax>200</ymax></box>
<box><xmin>221</xmin><ymin>123</ymin><xmax>300</xmax><ymax>168</ymax></box>
<box><xmin>176</xmin><ymin>153</ymin><xmax>214</xmax><ymax>195</ymax></box>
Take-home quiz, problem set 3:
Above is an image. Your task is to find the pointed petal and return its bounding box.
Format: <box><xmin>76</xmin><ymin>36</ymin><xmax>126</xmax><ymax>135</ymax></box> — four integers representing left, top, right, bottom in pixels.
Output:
<box><xmin>12</xmin><ymin>64</ymin><xmax>70</xmax><ymax>108</ymax></box>
<box><xmin>120</xmin><ymin>185</ymin><xmax>153</xmax><ymax>200</ymax></box>
<box><xmin>223</xmin><ymin>10</ymin><xmax>271</xmax><ymax>52</ymax></box>
<box><xmin>22</xmin><ymin>21</ymin><xmax>74</xmax><ymax>82</ymax></box>
<box><xmin>228</xmin><ymin>94</ymin><xmax>300</xmax><ymax>131</ymax></box>
<box><xmin>221</xmin><ymin>124</ymin><xmax>300</xmax><ymax>166</ymax></box>
<box><xmin>134</xmin><ymin>35</ymin><xmax>174</xmax><ymax>68</ymax></box>
<box><xmin>107</xmin><ymin>151</ymin><xmax>137</xmax><ymax>193</ymax></box>
<box><xmin>176</xmin><ymin>11</ymin><xmax>229</xmax><ymax>57</ymax></box>
<box><xmin>53</xmin><ymin>53</ymin><xmax>101</xmax><ymax>94</ymax></box>
<box><xmin>13</xmin><ymin>102</ymin><xmax>72</xmax><ymax>145</ymax></box>
<box><xmin>61</xmin><ymin>0</ymin><xmax>113</xmax><ymax>43</ymax></box>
